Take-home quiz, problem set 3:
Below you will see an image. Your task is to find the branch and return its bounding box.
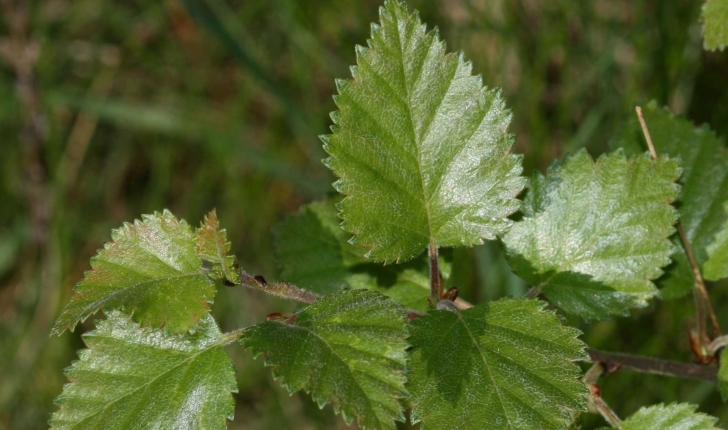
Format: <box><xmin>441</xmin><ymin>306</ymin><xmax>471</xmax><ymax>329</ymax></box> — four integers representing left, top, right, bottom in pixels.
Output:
<box><xmin>583</xmin><ymin>363</ymin><xmax>622</xmax><ymax>427</ymax></box>
<box><xmin>636</xmin><ymin>106</ymin><xmax>722</xmax><ymax>345</ymax></box>
<box><xmin>586</xmin><ymin>348</ymin><xmax>718</xmax><ymax>381</ymax></box>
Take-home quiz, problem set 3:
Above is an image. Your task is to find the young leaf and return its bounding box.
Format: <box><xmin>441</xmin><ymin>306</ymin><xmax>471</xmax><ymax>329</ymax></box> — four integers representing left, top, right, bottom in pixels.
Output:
<box><xmin>702</xmin><ymin>0</ymin><xmax>728</xmax><ymax>51</ymax></box>
<box><xmin>196</xmin><ymin>209</ymin><xmax>240</xmax><ymax>284</ymax></box>
<box><xmin>322</xmin><ymin>0</ymin><xmax>526</xmax><ymax>263</ymax></box>
<box><xmin>720</xmin><ymin>349</ymin><xmax>728</xmax><ymax>402</ymax></box>
<box><xmin>273</xmin><ymin>199</ymin><xmax>369</xmax><ymax>295</ymax></box>
<box><xmin>408</xmin><ymin>298</ymin><xmax>588</xmax><ymax>429</ymax></box>
<box><xmin>241</xmin><ymin>289</ymin><xmax>408</xmax><ymax>430</ymax></box>
<box><xmin>619</xmin><ymin>403</ymin><xmax>719</xmax><ymax>429</ymax></box>
<box><xmin>503</xmin><ymin>149</ymin><xmax>680</xmax><ymax>320</ymax></box>
<box><xmin>52</xmin><ymin>210</ymin><xmax>216</xmax><ymax>335</ymax></box>
<box><xmin>50</xmin><ymin>311</ymin><xmax>237</xmax><ymax>429</ymax></box>
<box><xmin>613</xmin><ymin>102</ymin><xmax>728</xmax><ymax>297</ymax></box>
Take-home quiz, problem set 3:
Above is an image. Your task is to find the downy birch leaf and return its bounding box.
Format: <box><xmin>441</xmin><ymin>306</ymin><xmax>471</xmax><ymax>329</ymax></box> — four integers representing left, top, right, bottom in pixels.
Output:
<box><xmin>196</xmin><ymin>209</ymin><xmax>240</xmax><ymax>284</ymax></box>
<box><xmin>703</xmin><ymin>203</ymin><xmax>728</xmax><ymax>281</ymax></box>
<box><xmin>240</xmin><ymin>289</ymin><xmax>408</xmax><ymax>430</ymax></box>
<box><xmin>503</xmin><ymin>149</ymin><xmax>680</xmax><ymax>320</ymax></box>
<box><xmin>408</xmin><ymin>298</ymin><xmax>588</xmax><ymax>429</ymax></box>
<box><xmin>619</xmin><ymin>403</ymin><xmax>719</xmax><ymax>429</ymax></box>
<box><xmin>322</xmin><ymin>0</ymin><xmax>526</xmax><ymax>263</ymax></box>
<box><xmin>50</xmin><ymin>311</ymin><xmax>237</xmax><ymax>429</ymax></box>
<box><xmin>702</xmin><ymin>0</ymin><xmax>728</xmax><ymax>51</ymax></box>
<box><xmin>613</xmin><ymin>102</ymin><xmax>728</xmax><ymax>297</ymax></box>
<box><xmin>52</xmin><ymin>210</ymin><xmax>216</xmax><ymax>335</ymax></box>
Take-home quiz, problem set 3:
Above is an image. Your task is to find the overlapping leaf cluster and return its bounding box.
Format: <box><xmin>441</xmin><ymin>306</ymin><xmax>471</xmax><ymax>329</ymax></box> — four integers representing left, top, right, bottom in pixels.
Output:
<box><xmin>50</xmin><ymin>1</ymin><xmax>728</xmax><ymax>429</ymax></box>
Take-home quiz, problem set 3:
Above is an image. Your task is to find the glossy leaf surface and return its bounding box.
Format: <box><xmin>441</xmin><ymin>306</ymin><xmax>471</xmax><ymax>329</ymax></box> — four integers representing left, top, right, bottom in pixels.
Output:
<box><xmin>702</xmin><ymin>0</ymin><xmax>728</xmax><ymax>51</ymax></box>
<box><xmin>50</xmin><ymin>311</ymin><xmax>237</xmax><ymax>429</ymax></box>
<box><xmin>504</xmin><ymin>149</ymin><xmax>680</xmax><ymax>319</ymax></box>
<box><xmin>52</xmin><ymin>211</ymin><xmax>215</xmax><ymax>334</ymax></box>
<box><xmin>614</xmin><ymin>102</ymin><xmax>728</xmax><ymax>296</ymax></box>
<box><xmin>620</xmin><ymin>403</ymin><xmax>719</xmax><ymax>429</ymax></box>
<box><xmin>196</xmin><ymin>209</ymin><xmax>240</xmax><ymax>284</ymax></box>
<box><xmin>408</xmin><ymin>298</ymin><xmax>588</xmax><ymax>429</ymax></box>
<box><xmin>322</xmin><ymin>0</ymin><xmax>525</xmax><ymax>263</ymax></box>
<box><xmin>241</xmin><ymin>289</ymin><xmax>409</xmax><ymax>430</ymax></box>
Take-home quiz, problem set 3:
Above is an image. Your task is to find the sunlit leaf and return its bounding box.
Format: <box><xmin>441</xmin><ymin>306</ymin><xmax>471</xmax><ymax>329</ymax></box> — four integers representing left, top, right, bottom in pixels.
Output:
<box><xmin>613</xmin><ymin>102</ymin><xmax>728</xmax><ymax>297</ymax></box>
<box><xmin>52</xmin><ymin>210</ymin><xmax>216</xmax><ymax>335</ymax></box>
<box><xmin>408</xmin><ymin>298</ymin><xmax>588</xmax><ymax>429</ymax></box>
<box><xmin>503</xmin><ymin>149</ymin><xmax>680</xmax><ymax>320</ymax></box>
<box><xmin>241</xmin><ymin>289</ymin><xmax>408</xmax><ymax>430</ymax></box>
<box><xmin>322</xmin><ymin>0</ymin><xmax>526</xmax><ymax>263</ymax></box>
<box><xmin>196</xmin><ymin>209</ymin><xmax>240</xmax><ymax>284</ymax></box>
<box><xmin>702</xmin><ymin>0</ymin><xmax>728</xmax><ymax>51</ymax></box>
<box><xmin>620</xmin><ymin>403</ymin><xmax>719</xmax><ymax>429</ymax></box>
<box><xmin>50</xmin><ymin>311</ymin><xmax>237</xmax><ymax>429</ymax></box>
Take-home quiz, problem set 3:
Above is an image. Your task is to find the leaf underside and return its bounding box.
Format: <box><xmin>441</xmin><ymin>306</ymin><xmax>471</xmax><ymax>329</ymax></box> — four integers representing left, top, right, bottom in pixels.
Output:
<box><xmin>408</xmin><ymin>298</ymin><xmax>588</xmax><ymax>429</ymax></box>
<box><xmin>503</xmin><ymin>149</ymin><xmax>680</xmax><ymax>320</ymax></box>
<box><xmin>196</xmin><ymin>209</ymin><xmax>240</xmax><ymax>284</ymax></box>
<box><xmin>613</xmin><ymin>102</ymin><xmax>728</xmax><ymax>297</ymax></box>
<box><xmin>52</xmin><ymin>210</ymin><xmax>216</xmax><ymax>335</ymax></box>
<box><xmin>619</xmin><ymin>403</ymin><xmax>719</xmax><ymax>430</ymax></box>
<box><xmin>50</xmin><ymin>311</ymin><xmax>237</xmax><ymax>429</ymax></box>
<box><xmin>241</xmin><ymin>289</ymin><xmax>409</xmax><ymax>430</ymax></box>
<box><xmin>322</xmin><ymin>0</ymin><xmax>526</xmax><ymax>263</ymax></box>
<box><xmin>702</xmin><ymin>0</ymin><xmax>728</xmax><ymax>51</ymax></box>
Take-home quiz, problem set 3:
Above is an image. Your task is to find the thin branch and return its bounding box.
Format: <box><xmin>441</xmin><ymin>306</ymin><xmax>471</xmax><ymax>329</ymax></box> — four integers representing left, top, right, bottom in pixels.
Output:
<box><xmin>586</xmin><ymin>348</ymin><xmax>718</xmax><ymax>381</ymax></box>
<box><xmin>239</xmin><ymin>272</ymin><xmax>319</xmax><ymax>304</ymax></box>
<box><xmin>708</xmin><ymin>334</ymin><xmax>728</xmax><ymax>356</ymax></box>
<box><xmin>635</xmin><ymin>106</ymin><xmax>722</xmax><ymax>343</ymax></box>
<box><xmin>583</xmin><ymin>363</ymin><xmax>622</xmax><ymax>428</ymax></box>
<box><xmin>428</xmin><ymin>243</ymin><xmax>442</xmax><ymax>305</ymax></box>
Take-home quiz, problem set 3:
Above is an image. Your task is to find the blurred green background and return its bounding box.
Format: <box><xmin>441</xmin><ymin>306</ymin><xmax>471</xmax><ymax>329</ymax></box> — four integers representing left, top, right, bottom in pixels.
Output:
<box><xmin>1</xmin><ymin>0</ymin><xmax>727</xmax><ymax>428</ymax></box>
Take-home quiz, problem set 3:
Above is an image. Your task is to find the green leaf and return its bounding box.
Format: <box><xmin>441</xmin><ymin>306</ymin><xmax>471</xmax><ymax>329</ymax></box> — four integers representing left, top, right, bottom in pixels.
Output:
<box><xmin>720</xmin><ymin>349</ymin><xmax>728</xmax><ymax>402</ymax></box>
<box><xmin>322</xmin><ymin>0</ymin><xmax>526</xmax><ymax>263</ymax></box>
<box><xmin>620</xmin><ymin>403</ymin><xmax>719</xmax><ymax>429</ymax></box>
<box><xmin>52</xmin><ymin>210</ymin><xmax>216</xmax><ymax>335</ymax></box>
<box><xmin>273</xmin><ymin>198</ymin><xmax>369</xmax><ymax>295</ymax></box>
<box><xmin>702</xmin><ymin>0</ymin><xmax>728</xmax><ymax>51</ymax></box>
<box><xmin>196</xmin><ymin>209</ymin><xmax>240</xmax><ymax>284</ymax></box>
<box><xmin>241</xmin><ymin>289</ymin><xmax>408</xmax><ymax>430</ymax></box>
<box><xmin>50</xmin><ymin>311</ymin><xmax>237</xmax><ymax>429</ymax></box>
<box><xmin>613</xmin><ymin>102</ymin><xmax>728</xmax><ymax>296</ymax></box>
<box><xmin>503</xmin><ymin>149</ymin><xmax>680</xmax><ymax>320</ymax></box>
<box><xmin>703</xmin><ymin>203</ymin><xmax>728</xmax><ymax>280</ymax></box>
<box><xmin>408</xmin><ymin>298</ymin><xmax>588</xmax><ymax>429</ymax></box>
<box><xmin>273</xmin><ymin>199</ymin><xmax>432</xmax><ymax>310</ymax></box>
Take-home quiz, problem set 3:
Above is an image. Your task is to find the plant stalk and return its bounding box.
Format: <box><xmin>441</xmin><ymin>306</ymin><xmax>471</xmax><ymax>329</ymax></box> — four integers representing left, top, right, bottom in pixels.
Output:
<box><xmin>635</xmin><ymin>106</ymin><xmax>722</xmax><ymax>347</ymax></box>
<box><xmin>586</xmin><ymin>348</ymin><xmax>718</xmax><ymax>381</ymax></box>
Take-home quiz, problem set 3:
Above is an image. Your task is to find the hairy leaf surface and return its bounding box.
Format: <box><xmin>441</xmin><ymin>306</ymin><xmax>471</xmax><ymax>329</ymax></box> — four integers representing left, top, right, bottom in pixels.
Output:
<box><xmin>52</xmin><ymin>211</ymin><xmax>216</xmax><ymax>334</ymax></box>
<box><xmin>503</xmin><ymin>149</ymin><xmax>680</xmax><ymax>319</ymax></box>
<box><xmin>196</xmin><ymin>209</ymin><xmax>240</xmax><ymax>284</ymax></box>
<box><xmin>322</xmin><ymin>0</ymin><xmax>526</xmax><ymax>263</ymax></box>
<box><xmin>620</xmin><ymin>403</ymin><xmax>719</xmax><ymax>429</ymax></box>
<box><xmin>614</xmin><ymin>102</ymin><xmax>728</xmax><ymax>297</ymax></box>
<box><xmin>50</xmin><ymin>311</ymin><xmax>237</xmax><ymax>429</ymax></box>
<box><xmin>408</xmin><ymin>298</ymin><xmax>587</xmax><ymax>429</ymax></box>
<box><xmin>241</xmin><ymin>289</ymin><xmax>408</xmax><ymax>430</ymax></box>
<box><xmin>703</xmin><ymin>0</ymin><xmax>728</xmax><ymax>51</ymax></box>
